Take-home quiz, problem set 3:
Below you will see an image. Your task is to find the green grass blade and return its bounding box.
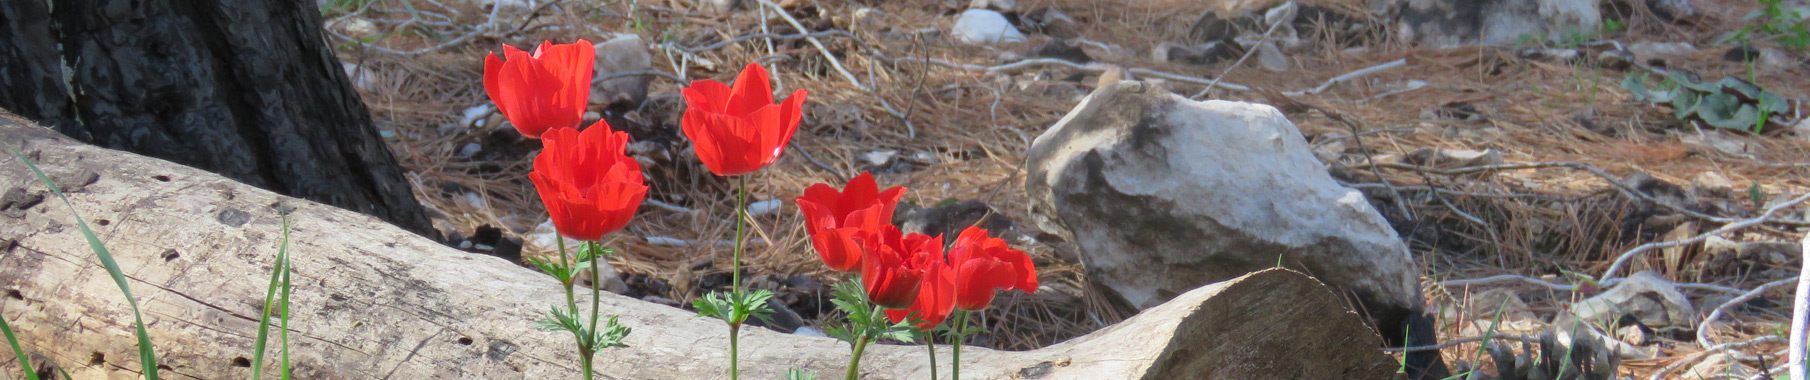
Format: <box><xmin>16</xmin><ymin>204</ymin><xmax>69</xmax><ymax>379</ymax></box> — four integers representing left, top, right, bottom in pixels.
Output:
<box><xmin>250</xmin><ymin>214</ymin><xmax>292</xmax><ymax>379</ymax></box>
<box><xmin>279</xmin><ymin>233</ymin><xmax>293</xmax><ymax>380</ymax></box>
<box><xmin>9</xmin><ymin>149</ymin><xmax>159</xmax><ymax>380</ymax></box>
<box><xmin>0</xmin><ymin>314</ymin><xmax>40</xmax><ymax>380</ymax></box>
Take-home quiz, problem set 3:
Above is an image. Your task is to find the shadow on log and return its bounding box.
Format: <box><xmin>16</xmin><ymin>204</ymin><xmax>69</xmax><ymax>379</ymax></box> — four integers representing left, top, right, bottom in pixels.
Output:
<box><xmin>0</xmin><ymin>114</ymin><xmax>1403</xmax><ymax>379</ymax></box>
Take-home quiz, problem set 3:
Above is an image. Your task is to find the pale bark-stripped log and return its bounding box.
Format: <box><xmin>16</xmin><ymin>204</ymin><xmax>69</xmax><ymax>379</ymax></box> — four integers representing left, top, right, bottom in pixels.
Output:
<box><xmin>0</xmin><ymin>113</ymin><xmax>1401</xmax><ymax>379</ymax></box>
<box><xmin>1791</xmin><ymin>232</ymin><xmax>1810</xmax><ymax>380</ymax></box>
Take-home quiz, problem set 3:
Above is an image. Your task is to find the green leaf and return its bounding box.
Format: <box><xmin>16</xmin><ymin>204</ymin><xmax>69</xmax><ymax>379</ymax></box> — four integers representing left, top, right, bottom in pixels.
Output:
<box><xmin>1672</xmin><ymin>90</ymin><xmax>1701</xmax><ymax>119</ymax></box>
<box><xmin>527</xmin><ymin>256</ymin><xmax>574</xmax><ymax>283</ymax></box>
<box><xmin>538</xmin><ymin>305</ymin><xmax>585</xmax><ymax>334</ymax></box>
<box><xmin>741</xmin><ymin>290</ymin><xmax>778</xmax><ymax>326</ymax></box>
<box><xmin>1750</xmin><ymin>182</ymin><xmax>1765</xmax><ymax>208</ymax></box>
<box><xmin>0</xmin><ymin>313</ymin><xmax>39</xmax><ymax>380</ymax></box>
<box><xmin>10</xmin><ymin>149</ymin><xmax>159</xmax><ymax>380</ymax></box>
<box><xmin>589</xmin><ymin>315</ymin><xmax>632</xmax><ymax>351</ymax></box>
<box><xmin>1758</xmin><ymin>91</ymin><xmax>1789</xmax><ymax>114</ymax></box>
<box><xmin>1698</xmin><ymin>93</ymin><xmax>1762</xmax><ymax>129</ymax></box>
<box><xmin>1718</xmin><ymin>78</ymin><xmax>1764</xmax><ymax>99</ymax></box>
<box><xmin>785</xmin><ymin>368</ymin><xmax>817</xmax><ymax>380</ymax></box>
<box><xmin>693</xmin><ymin>292</ymin><xmax>733</xmax><ymax>321</ymax></box>
<box><xmin>1621</xmin><ymin>74</ymin><xmax>1676</xmax><ymax>103</ymax></box>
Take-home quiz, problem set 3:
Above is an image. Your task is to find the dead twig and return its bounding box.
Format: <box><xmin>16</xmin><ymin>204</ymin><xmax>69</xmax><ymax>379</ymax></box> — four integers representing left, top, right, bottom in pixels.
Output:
<box><xmin>756</xmin><ymin>0</ymin><xmax>868</xmax><ymax>92</ymax></box>
<box><xmin>1601</xmin><ymin>192</ymin><xmax>1810</xmax><ymax>281</ymax></box>
<box><xmin>1646</xmin><ymin>336</ymin><xmax>1785</xmax><ymax>380</ymax></box>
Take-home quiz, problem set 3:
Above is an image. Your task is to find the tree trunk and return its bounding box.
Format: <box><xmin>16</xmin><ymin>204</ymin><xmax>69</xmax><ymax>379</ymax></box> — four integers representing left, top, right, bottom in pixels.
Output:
<box><xmin>0</xmin><ymin>0</ymin><xmax>437</xmax><ymax>239</ymax></box>
<box><xmin>0</xmin><ymin>116</ymin><xmax>1403</xmax><ymax>379</ymax></box>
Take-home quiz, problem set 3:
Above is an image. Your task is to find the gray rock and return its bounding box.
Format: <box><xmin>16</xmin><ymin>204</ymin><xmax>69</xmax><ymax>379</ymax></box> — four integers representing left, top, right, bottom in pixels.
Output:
<box><xmin>1647</xmin><ymin>0</ymin><xmax>1699</xmax><ymax>22</ymax></box>
<box><xmin>1690</xmin><ymin>171</ymin><xmax>1735</xmax><ymax>199</ymax></box>
<box><xmin>1569</xmin><ymin>271</ymin><xmax>1697</xmax><ymax>328</ymax></box>
<box><xmin>1254</xmin><ymin>41</ymin><xmax>1289</xmax><ymax>71</ymax></box>
<box><xmin>952</xmin><ymin>9</ymin><xmax>1026</xmax><ymax>44</ymax></box>
<box><xmin>893</xmin><ymin>199</ymin><xmax>1028</xmax><ymax>245</ymax></box>
<box><xmin>1392</xmin><ymin>0</ymin><xmax>1601</xmax><ymax>46</ymax></box>
<box><xmin>1187</xmin><ymin>10</ymin><xmax>1242</xmax><ymax>44</ymax></box>
<box><xmin>1403</xmin><ymin>147</ymin><xmax>1504</xmax><ymax>168</ymax></box>
<box><xmin>1033</xmin><ymin>39</ymin><xmax>1092</xmax><ymax>63</ymax></box>
<box><xmin>1791</xmin><ymin>117</ymin><xmax>1810</xmax><ymax>142</ymax></box>
<box><xmin>1626</xmin><ymin>41</ymin><xmax>1699</xmax><ymax>61</ymax></box>
<box><xmin>693</xmin><ymin>0</ymin><xmax>741</xmax><ymax>13</ymax></box>
<box><xmin>1022</xmin><ymin>6</ymin><xmax>1081</xmax><ymax>39</ymax></box>
<box><xmin>1024</xmin><ymin>81</ymin><xmax>1442</xmax><ymax>374</ymax></box>
<box><xmin>1597</xmin><ymin>48</ymin><xmax>1634</xmax><ymax>70</ymax></box>
<box><xmin>1151</xmin><ymin>42</ymin><xmax>1240</xmax><ymax>65</ymax></box>
<box><xmin>593</xmin><ymin>34</ymin><xmax>654</xmax><ymax>108</ymax></box>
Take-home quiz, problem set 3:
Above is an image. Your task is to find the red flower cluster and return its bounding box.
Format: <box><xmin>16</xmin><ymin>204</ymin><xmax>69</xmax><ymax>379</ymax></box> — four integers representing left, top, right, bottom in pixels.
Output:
<box><xmin>797</xmin><ymin>173</ymin><xmax>1038</xmax><ymax>330</ymax></box>
<box><xmin>484</xmin><ymin>41</ymin><xmax>645</xmax><ymax>242</ymax></box>
<box><xmin>884</xmin><ymin>226</ymin><xmax>1038</xmax><ymax>328</ymax></box>
<box><xmin>795</xmin><ymin>172</ymin><xmax>905</xmax><ymax>271</ymax></box>
<box><xmin>681</xmin><ymin>63</ymin><xmax>808</xmax><ymax>176</ymax></box>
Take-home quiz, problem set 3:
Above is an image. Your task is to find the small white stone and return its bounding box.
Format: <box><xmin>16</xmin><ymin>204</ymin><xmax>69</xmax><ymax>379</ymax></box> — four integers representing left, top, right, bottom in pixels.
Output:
<box><xmin>861</xmin><ymin>150</ymin><xmax>898</xmax><ymax>166</ymax></box>
<box><xmin>458</xmin><ymin>143</ymin><xmax>483</xmax><ymax>158</ymax></box>
<box><xmin>461</xmin><ymin>105</ymin><xmax>494</xmax><ymax>128</ymax></box>
<box><xmin>337</xmin><ymin>18</ymin><xmax>379</xmax><ymax>38</ymax></box>
<box><xmin>746</xmin><ymin>199</ymin><xmax>783</xmax><ymax>216</ymax></box>
<box><xmin>793</xmin><ymin>326</ymin><xmax>828</xmax><ymax>337</ymax></box>
<box><xmin>952</xmin><ymin>9</ymin><xmax>1026</xmax><ymax>45</ymax></box>
<box><xmin>525</xmin><ymin>219</ymin><xmax>560</xmax><ymax>253</ymax></box>
<box><xmin>646</xmin><ymin>236</ymin><xmax>690</xmax><ymax>247</ymax></box>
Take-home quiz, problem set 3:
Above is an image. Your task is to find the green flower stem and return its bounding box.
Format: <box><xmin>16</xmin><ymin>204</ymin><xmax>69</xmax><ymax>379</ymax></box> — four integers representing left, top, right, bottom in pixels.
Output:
<box><xmin>952</xmin><ymin>311</ymin><xmax>969</xmax><ymax>380</ymax></box>
<box><xmin>730</xmin><ymin>323</ymin><xmax>742</xmax><ymax>380</ymax></box>
<box><xmin>556</xmin><ymin>236</ymin><xmax>590</xmax><ymax>380</ymax></box>
<box><xmin>558</xmin><ymin>236</ymin><xmax>578</xmax><ymax>315</ymax></box>
<box><xmin>844</xmin><ymin>335</ymin><xmax>871</xmax><ymax>380</ymax></box>
<box><xmin>926</xmin><ymin>336</ymin><xmax>938</xmax><ymax>380</ymax></box>
<box><xmin>729</xmin><ymin>174</ymin><xmax>751</xmax><ymax>380</ymax></box>
<box><xmin>732</xmin><ymin>175</ymin><xmax>748</xmax><ymax>297</ymax></box>
<box><xmin>585</xmin><ymin>242</ymin><xmax>604</xmax><ymax>380</ymax></box>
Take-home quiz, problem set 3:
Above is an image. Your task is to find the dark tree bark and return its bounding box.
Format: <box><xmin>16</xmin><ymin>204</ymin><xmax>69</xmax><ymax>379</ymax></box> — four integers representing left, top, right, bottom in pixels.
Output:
<box><xmin>0</xmin><ymin>0</ymin><xmax>437</xmax><ymax>238</ymax></box>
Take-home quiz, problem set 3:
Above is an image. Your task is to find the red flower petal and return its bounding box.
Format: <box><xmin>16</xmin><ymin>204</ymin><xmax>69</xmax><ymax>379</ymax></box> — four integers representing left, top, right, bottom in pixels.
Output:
<box><xmin>726</xmin><ymin>62</ymin><xmax>775</xmax><ymax>117</ymax></box>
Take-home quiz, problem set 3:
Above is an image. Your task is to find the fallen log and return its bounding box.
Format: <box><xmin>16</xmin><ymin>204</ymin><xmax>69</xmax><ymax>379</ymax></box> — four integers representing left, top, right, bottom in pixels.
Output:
<box><xmin>0</xmin><ymin>113</ymin><xmax>1402</xmax><ymax>379</ymax></box>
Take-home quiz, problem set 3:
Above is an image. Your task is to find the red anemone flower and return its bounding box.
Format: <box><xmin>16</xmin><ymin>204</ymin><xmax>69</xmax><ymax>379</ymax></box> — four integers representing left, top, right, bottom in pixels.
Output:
<box><xmin>884</xmin><ymin>261</ymin><xmax>955</xmax><ymax>330</ymax></box>
<box><xmin>859</xmin><ymin>225</ymin><xmax>943</xmax><ymax>309</ymax></box>
<box><xmin>529</xmin><ymin>120</ymin><xmax>647</xmax><ymax>241</ymax></box>
<box><xmin>945</xmin><ymin>226</ymin><xmax>1039</xmax><ymax>311</ymax></box>
<box><xmin>796</xmin><ymin>172</ymin><xmax>907</xmax><ymax>271</ymax></box>
<box><xmin>680</xmin><ymin>62</ymin><xmax>808</xmax><ymax>176</ymax></box>
<box><xmin>484</xmin><ymin>40</ymin><xmax>595</xmax><ymax>138</ymax></box>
